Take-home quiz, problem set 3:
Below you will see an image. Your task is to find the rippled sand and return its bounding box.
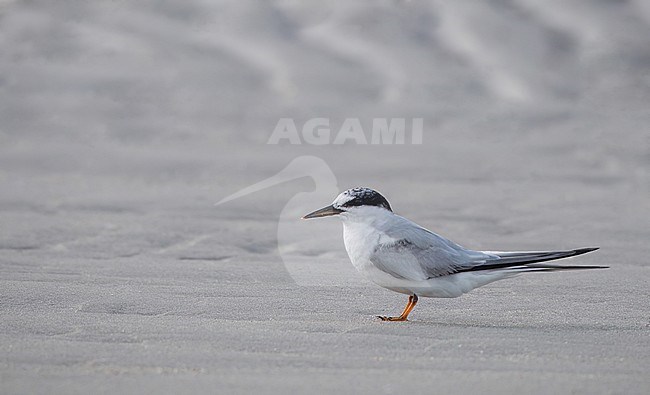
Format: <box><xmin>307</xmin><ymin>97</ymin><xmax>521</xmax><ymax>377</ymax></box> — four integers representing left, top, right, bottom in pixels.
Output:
<box><xmin>1</xmin><ymin>1</ymin><xmax>649</xmax><ymax>394</ymax></box>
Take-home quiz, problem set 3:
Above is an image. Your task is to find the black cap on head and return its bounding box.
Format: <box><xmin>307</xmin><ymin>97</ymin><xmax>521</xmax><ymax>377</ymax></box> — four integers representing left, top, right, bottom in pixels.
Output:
<box><xmin>334</xmin><ymin>187</ymin><xmax>392</xmax><ymax>212</ymax></box>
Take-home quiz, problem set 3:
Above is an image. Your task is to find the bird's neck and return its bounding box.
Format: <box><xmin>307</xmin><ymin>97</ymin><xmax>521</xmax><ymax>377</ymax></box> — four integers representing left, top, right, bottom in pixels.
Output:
<box><xmin>340</xmin><ymin>206</ymin><xmax>394</xmax><ymax>228</ymax></box>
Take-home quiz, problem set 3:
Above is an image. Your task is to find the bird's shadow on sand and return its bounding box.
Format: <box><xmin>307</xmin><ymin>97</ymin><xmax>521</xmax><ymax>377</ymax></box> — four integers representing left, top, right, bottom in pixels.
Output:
<box><xmin>373</xmin><ymin>318</ymin><xmax>628</xmax><ymax>332</ymax></box>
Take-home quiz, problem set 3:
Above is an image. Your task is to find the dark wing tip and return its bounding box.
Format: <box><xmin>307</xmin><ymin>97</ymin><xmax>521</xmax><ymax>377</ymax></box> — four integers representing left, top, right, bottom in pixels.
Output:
<box><xmin>519</xmin><ymin>264</ymin><xmax>609</xmax><ymax>272</ymax></box>
<box><xmin>573</xmin><ymin>247</ymin><xmax>599</xmax><ymax>255</ymax></box>
<box><xmin>541</xmin><ymin>264</ymin><xmax>609</xmax><ymax>270</ymax></box>
<box><xmin>562</xmin><ymin>264</ymin><xmax>608</xmax><ymax>269</ymax></box>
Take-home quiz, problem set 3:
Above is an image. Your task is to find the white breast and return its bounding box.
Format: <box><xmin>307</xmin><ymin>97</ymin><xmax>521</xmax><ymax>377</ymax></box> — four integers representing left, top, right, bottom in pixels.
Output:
<box><xmin>341</xmin><ymin>208</ymin><xmax>397</xmax><ymax>278</ymax></box>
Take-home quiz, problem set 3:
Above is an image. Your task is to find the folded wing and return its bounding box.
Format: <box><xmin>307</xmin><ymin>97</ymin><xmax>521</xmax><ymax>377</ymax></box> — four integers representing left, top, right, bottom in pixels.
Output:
<box><xmin>369</xmin><ymin>215</ymin><xmax>604</xmax><ymax>281</ymax></box>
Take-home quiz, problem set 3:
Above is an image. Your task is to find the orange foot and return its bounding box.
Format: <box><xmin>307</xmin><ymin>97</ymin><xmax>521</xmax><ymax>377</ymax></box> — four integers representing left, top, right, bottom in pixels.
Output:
<box><xmin>377</xmin><ymin>294</ymin><xmax>418</xmax><ymax>322</ymax></box>
<box><xmin>377</xmin><ymin>315</ymin><xmax>408</xmax><ymax>322</ymax></box>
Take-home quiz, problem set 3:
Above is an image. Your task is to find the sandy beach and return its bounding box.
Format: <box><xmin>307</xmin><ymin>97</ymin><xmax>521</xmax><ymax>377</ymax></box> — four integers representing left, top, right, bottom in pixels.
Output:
<box><xmin>1</xmin><ymin>1</ymin><xmax>649</xmax><ymax>394</ymax></box>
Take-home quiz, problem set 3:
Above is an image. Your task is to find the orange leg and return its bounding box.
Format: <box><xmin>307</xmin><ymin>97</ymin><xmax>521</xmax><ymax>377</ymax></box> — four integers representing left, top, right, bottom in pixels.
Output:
<box><xmin>377</xmin><ymin>294</ymin><xmax>418</xmax><ymax>322</ymax></box>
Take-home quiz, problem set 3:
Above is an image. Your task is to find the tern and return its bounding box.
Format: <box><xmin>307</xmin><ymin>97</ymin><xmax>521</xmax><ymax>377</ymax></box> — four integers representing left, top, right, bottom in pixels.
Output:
<box><xmin>302</xmin><ymin>187</ymin><xmax>605</xmax><ymax>322</ymax></box>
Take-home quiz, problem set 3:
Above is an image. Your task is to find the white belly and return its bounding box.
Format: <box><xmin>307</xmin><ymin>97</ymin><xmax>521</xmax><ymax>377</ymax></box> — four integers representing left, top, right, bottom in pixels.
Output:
<box><xmin>342</xmin><ymin>221</ymin><xmax>422</xmax><ymax>290</ymax></box>
<box><xmin>342</xmin><ymin>221</ymin><xmax>513</xmax><ymax>298</ymax></box>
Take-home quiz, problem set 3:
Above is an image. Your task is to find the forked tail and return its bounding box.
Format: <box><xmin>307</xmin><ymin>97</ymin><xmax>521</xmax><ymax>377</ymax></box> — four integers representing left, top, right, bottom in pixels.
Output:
<box><xmin>459</xmin><ymin>247</ymin><xmax>607</xmax><ymax>273</ymax></box>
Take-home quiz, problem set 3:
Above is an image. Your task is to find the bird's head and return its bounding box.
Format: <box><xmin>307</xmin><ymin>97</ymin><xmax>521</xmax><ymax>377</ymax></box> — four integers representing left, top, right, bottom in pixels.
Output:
<box><xmin>302</xmin><ymin>187</ymin><xmax>392</xmax><ymax>219</ymax></box>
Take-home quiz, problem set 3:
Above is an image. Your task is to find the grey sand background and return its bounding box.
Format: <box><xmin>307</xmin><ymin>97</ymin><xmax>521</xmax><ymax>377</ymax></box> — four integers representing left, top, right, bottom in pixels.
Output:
<box><xmin>1</xmin><ymin>1</ymin><xmax>649</xmax><ymax>394</ymax></box>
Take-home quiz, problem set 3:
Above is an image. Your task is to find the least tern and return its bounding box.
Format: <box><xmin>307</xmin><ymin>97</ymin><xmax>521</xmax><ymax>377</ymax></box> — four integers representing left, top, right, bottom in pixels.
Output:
<box><xmin>302</xmin><ymin>187</ymin><xmax>605</xmax><ymax>321</ymax></box>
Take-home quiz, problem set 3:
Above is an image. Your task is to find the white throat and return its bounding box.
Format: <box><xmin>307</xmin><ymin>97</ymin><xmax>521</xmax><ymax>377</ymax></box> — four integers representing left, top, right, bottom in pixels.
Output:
<box><xmin>340</xmin><ymin>206</ymin><xmax>396</xmax><ymax>274</ymax></box>
<box><xmin>340</xmin><ymin>206</ymin><xmax>394</xmax><ymax>226</ymax></box>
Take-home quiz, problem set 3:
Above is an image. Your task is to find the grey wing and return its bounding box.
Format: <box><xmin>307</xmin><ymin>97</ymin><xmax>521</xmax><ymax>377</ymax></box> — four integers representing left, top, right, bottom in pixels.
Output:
<box><xmin>369</xmin><ymin>217</ymin><xmax>494</xmax><ymax>280</ymax></box>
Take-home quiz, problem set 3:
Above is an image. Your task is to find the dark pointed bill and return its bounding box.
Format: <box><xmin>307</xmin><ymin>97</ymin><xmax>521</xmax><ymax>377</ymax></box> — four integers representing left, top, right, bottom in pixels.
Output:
<box><xmin>301</xmin><ymin>204</ymin><xmax>343</xmax><ymax>219</ymax></box>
